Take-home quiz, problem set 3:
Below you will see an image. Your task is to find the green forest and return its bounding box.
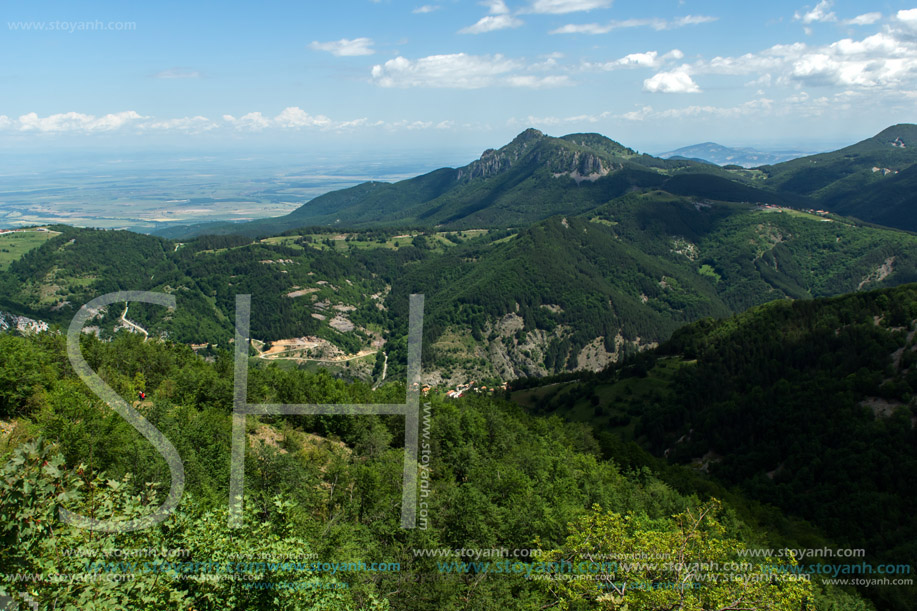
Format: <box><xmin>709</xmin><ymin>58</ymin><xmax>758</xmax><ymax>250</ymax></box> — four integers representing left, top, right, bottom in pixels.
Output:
<box><xmin>514</xmin><ymin>284</ymin><xmax>917</xmax><ymax>611</ymax></box>
<box><xmin>3</xmin><ymin>125</ymin><xmax>917</xmax><ymax>610</ymax></box>
<box><xmin>0</xmin><ymin>327</ymin><xmax>875</xmax><ymax>610</ymax></box>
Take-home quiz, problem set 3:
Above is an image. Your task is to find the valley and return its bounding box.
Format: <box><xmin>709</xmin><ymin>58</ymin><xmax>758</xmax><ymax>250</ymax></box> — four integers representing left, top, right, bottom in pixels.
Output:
<box><xmin>2</xmin><ymin>125</ymin><xmax>917</xmax><ymax>611</ymax></box>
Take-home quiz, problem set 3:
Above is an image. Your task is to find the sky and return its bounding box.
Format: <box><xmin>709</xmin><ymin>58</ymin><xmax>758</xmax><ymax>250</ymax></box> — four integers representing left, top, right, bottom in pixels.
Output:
<box><xmin>2</xmin><ymin>0</ymin><xmax>917</xmax><ymax>161</ymax></box>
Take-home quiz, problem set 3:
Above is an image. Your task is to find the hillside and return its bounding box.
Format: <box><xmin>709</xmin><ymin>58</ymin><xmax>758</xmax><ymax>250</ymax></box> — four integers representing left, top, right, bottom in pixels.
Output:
<box><xmin>514</xmin><ymin>284</ymin><xmax>917</xmax><ymax>610</ymax></box>
<box><xmin>156</xmin><ymin>124</ymin><xmax>917</xmax><ymax>240</ymax></box>
<box><xmin>760</xmin><ymin>124</ymin><xmax>917</xmax><ymax>230</ymax></box>
<box><xmin>659</xmin><ymin>142</ymin><xmax>810</xmax><ymax>167</ymax></box>
<box><xmin>157</xmin><ymin>129</ymin><xmax>791</xmax><ymax>239</ymax></box>
<box><xmin>4</xmin><ymin>187</ymin><xmax>917</xmax><ymax>388</ymax></box>
<box><xmin>0</xmin><ymin>328</ymin><xmax>874</xmax><ymax>610</ymax></box>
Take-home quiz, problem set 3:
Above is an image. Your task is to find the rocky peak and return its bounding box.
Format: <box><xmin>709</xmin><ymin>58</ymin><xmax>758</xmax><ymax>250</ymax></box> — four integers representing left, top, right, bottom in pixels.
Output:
<box><xmin>455</xmin><ymin>128</ymin><xmax>621</xmax><ymax>183</ymax></box>
<box><xmin>510</xmin><ymin>128</ymin><xmax>545</xmax><ymax>146</ymax></box>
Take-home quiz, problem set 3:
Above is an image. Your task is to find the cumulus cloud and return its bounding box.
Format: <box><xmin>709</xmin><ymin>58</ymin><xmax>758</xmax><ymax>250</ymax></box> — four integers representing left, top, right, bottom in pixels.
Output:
<box><xmin>153</xmin><ymin>68</ymin><xmax>202</xmax><ymax>79</ymax></box>
<box><xmin>275</xmin><ymin>107</ymin><xmax>332</xmax><ymax>128</ymax></box>
<box><xmin>221</xmin><ymin>108</ymin><xmax>333</xmax><ymax>130</ymax></box>
<box><xmin>0</xmin><ymin>109</ymin><xmax>468</xmax><ymax>136</ymax></box>
<box><xmin>460</xmin><ymin>1</ymin><xmax>523</xmax><ymax>34</ymax></box>
<box><xmin>898</xmin><ymin>8</ymin><xmax>917</xmax><ymax>31</ymax></box>
<box><xmin>17</xmin><ymin>111</ymin><xmax>147</xmax><ymax>133</ymax></box>
<box><xmin>370</xmin><ymin>53</ymin><xmax>570</xmax><ymax>88</ymax></box>
<box><xmin>697</xmin><ymin>31</ymin><xmax>917</xmax><ymax>90</ymax></box>
<box><xmin>551</xmin><ymin>15</ymin><xmax>716</xmax><ymax>34</ymax></box>
<box><xmin>485</xmin><ymin>0</ymin><xmax>511</xmax><ymax>14</ymax></box>
<box><xmin>643</xmin><ymin>69</ymin><xmax>701</xmax><ymax>93</ymax></box>
<box><xmin>145</xmin><ymin>116</ymin><xmax>217</xmax><ymax>133</ymax></box>
<box><xmin>413</xmin><ymin>4</ymin><xmax>440</xmax><ymax>13</ymax></box>
<box><xmin>844</xmin><ymin>12</ymin><xmax>881</xmax><ymax>26</ymax></box>
<box><xmin>309</xmin><ymin>37</ymin><xmax>375</xmax><ymax>56</ymax></box>
<box><xmin>222</xmin><ymin>112</ymin><xmax>272</xmax><ymax>131</ymax></box>
<box><xmin>506</xmin><ymin>74</ymin><xmax>572</xmax><ymax>87</ymax></box>
<box><xmin>583</xmin><ymin>49</ymin><xmax>684</xmax><ymax>70</ymax></box>
<box><xmin>460</xmin><ymin>14</ymin><xmax>523</xmax><ymax>33</ymax></box>
<box><xmin>527</xmin><ymin>0</ymin><xmax>613</xmax><ymax>14</ymax></box>
<box><xmin>794</xmin><ymin>0</ymin><xmax>836</xmax><ymax>24</ymax></box>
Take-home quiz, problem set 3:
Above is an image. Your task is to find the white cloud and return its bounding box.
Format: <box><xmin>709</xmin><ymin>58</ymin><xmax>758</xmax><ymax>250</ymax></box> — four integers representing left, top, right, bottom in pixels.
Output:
<box><xmin>550</xmin><ymin>15</ymin><xmax>716</xmax><ymax>34</ymax></box>
<box><xmin>388</xmin><ymin>120</ymin><xmax>435</xmax><ymax>130</ymax></box>
<box><xmin>222</xmin><ymin>112</ymin><xmax>272</xmax><ymax>131</ymax></box>
<box><xmin>460</xmin><ymin>14</ymin><xmax>523</xmax><ymax>33</ymax></box>
<box><xmin>551</xmin><ymin>22</ymin><xmax>609</xmax><ymax>34</ymax></box>
<box><xmin>413</xmin><ymin>4</ymin><xmax>440</xmax><ymax>13</ymax></box>
<box><xmin>508</xmin><ymin>111</ymin><xmax>611</xmax><ymax>126</ymax></box>
<box><xmin>0</xmin><ymin>109</ymin><xmax>473</xmax><ymax>136</ymax></box>
<box><xmin>615</xmin><ymin>51</ymin><xmax>660</xmax><ymax>68</ymax></box>
<box><xmin>153</xmin><ymin>68</ymin><xmax>202</xmax><ymax>79</ymax></box>
<box><xmin>371</xmin><ymin>53</ymin><xmax>568</xmax><ymax>88</ymax></box>
<box><xmin>745</xmin><ymin>73</ymin><xmax>773</xmax><ymax>88</ymax></box>
<box><xmin>506</xmin><ymin>74</ymin><xmax>573</xmax><ymax>87</ymax></box>
<box><xmin>643</xmin><ymin>69</ymin><xmax>700</xmax><ymax>93</ymax></box>
<box><xmin>794</xmin><ymin>0</ymin><xmax>836</xmax><ymax>24</ymax></box>
<box><xmin>844</xmin><ymin>12</ymin><xmax>881</xmax><ymax>26</ymax></box>
<box><xmin>485</xmin><ymin>0</ymin><xmax>511</xmax><ymax>14</ymax></box>
<box><xmin>309</xmin><ymin>37</ymin><xmax>375</xmax><ymax>56</ymax></box>
<box><xmin>460</xmin><ymin>1</ymin><xmax>523</xmax><ymax>33</ymax></box>
<box><xmin>336</xmin><ymin>118</ymin><xmax>372</xmax><ymax>129</ymax></box>
<box><xmin>275</xmin><ymin>107</ymin><xmax>332</xmax><ymax>128</ymax></box>
<box><xmin>145</xmin><ymin>116</ymin><xmax>217</xmax><ymax>132</ymax></box>
<box><xmin>620</xmin><ymin>98</ymin><xmax>773</xmax><ymax>121</ymax></box>
<box><xmin>222</xmin><ymin>108</ymin><xmax>333</xmax><ymax>130</ymax></box>
<box><xmin>898</xmin><ymin>8</ymin><xmax>917</xmax><ymax>29</ymax></box>
<box><xmin>698</xmin><ymin>32</ymin><xmax>917</xmax><ymax>90</ymax></box>
<box><xmin>16</xmin><ymin>111</ymin><xmax>146</xmax><ymax>133</ymax></box>
<box><xmin>528</xmin><ymin>0</ymin><xmax>613</xmax><ymax>15</ymax></box>
<box><xmin>583</xmin><ymin>49</ymin><xmax>685</xmax><ymax>71</ymax></box>
<box><xmin>620</xmin><ymin>106</ymin><xmax>654</xmax><ymax>121</ymax></box>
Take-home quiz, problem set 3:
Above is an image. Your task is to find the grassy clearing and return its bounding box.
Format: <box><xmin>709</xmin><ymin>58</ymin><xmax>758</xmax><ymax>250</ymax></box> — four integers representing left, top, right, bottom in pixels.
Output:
<box><xmin>0</xmin><ymin>229</ymin><xmax>58</xmax><ymax>271</ymax></box>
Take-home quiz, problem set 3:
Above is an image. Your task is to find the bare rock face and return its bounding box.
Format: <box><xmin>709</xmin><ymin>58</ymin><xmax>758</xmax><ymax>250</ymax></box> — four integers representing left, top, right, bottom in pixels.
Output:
<box><xmin>455</xmin><ymin>128</ymin><xmax>623</xmax><ymax>186</ymax></box>
<box><xmin>0</xmin><ymin>311</ymin><xmax>49</xmax><ymax>334</ymax></box>
<box><xmin>457</xmin><ymin>128</ymin><xmax>547</xmax><ymax>181</ymax></box>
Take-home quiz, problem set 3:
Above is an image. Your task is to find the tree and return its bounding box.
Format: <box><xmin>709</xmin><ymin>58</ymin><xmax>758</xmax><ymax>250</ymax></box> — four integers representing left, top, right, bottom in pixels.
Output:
<box><xmin>540</xmin><ymin>500</ymin><xmax>813</xmax><ymax>610</ymax></box>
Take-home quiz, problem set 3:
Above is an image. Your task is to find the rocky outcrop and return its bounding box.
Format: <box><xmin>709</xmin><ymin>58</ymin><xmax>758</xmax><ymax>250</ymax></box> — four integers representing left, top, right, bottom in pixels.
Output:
<box><xmin>457</xmin><ymin>128</ymin><xmax>546</xmax><ymax>181</ymax></box>
<box><xmin>454</xmin><ymin>128</ymin><xmax>620</xmax><ymax>184</ymax></box>
<box><xmin>0</xmin><ymin>311</ymin><xmax>49</xmax><ymax>334</ymax></box>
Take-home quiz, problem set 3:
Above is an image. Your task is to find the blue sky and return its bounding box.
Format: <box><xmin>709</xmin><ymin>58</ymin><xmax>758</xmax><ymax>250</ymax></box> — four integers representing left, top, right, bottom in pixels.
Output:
<box><xmin>2</xmin><ymin>0</ymin><xmax>917</xmax><ymax>158</ymax></box>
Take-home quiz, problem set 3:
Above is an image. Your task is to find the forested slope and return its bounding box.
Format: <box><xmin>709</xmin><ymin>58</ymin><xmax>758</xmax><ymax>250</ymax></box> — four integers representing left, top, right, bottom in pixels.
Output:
<box><xmin>516</xmin><ymin>284</ymin><xmax>917</xmax><ymax>611</ymax></box>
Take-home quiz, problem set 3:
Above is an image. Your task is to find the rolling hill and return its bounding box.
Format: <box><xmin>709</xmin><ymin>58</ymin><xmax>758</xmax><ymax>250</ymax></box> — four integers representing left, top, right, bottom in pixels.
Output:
<box><xmin>760</xmin><ymin>124</ymin><xmax>917</xmax><ymax>230</ymax></box>
<box><xmin>514</xmin><ymin>283</ymin><xmax>917</xmax><ymax>611</ymax></box>
<box><xmin>5</xmin><ymin>185</ymin><xmax>917</xmax><ymax>387</ymax></box>
<box><xmin>659</xmin><ymin>142</ymin><xmax>811</xmax><ymax>167</ymax></box>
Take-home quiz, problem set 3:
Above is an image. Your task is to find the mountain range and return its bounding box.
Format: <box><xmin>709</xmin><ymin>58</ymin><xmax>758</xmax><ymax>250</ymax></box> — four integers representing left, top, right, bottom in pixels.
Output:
<box><xmin>3</xmin><ymin>125</ymin><xmax>917</xmax><ymax>610</ymax></box>
<box><xmin>658</xmin><ymin>142</ymin><xmax>812</xmax><ymax>167</ymax></box>
<box><xmin>157</xmin><ymin>123</ymin><xmax>917</xmax><ymax>238</ymax></box>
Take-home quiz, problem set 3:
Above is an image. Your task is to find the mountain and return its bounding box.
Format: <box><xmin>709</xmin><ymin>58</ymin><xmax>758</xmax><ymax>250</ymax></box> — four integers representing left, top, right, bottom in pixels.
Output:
<box><xmin>515</xmin><ymin>283</ymin><xmax>917</xmax><ymax>611</ymax></box>
<box><xmin>7</xmin><ymin>185</ymin><xmax>917</xmax><ymax>387</ymax></box>
<box><xmin>760</xmin><ymin>124</ymin><xmax>917</xmax><ymax>230</ymax></box>
<box><xmin>1</xmin><ymin>321</ymin><xmax>872</xmax><ymax>610</ymax></box>
<box><xmin>658</xmin><ymin>142</ymin><xmax>811</xmax><ymax>167</ymax></box>
<box><xmin>157</xmin><ymin>129</ymin><xmax>795</xmax><ymax>239</ymax></box>
<box><xmin>154</xmin><ymin>124</ymin><xmax>917</xmax><ymax>238</ymax></box>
